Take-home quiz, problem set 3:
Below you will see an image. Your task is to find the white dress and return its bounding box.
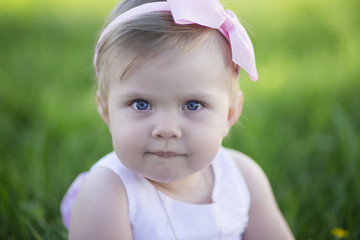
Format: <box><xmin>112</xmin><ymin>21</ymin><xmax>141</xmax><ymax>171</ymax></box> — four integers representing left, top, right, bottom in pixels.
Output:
<box><xmin>61</xmin><ymin>147</ymin><xmax>251</xmax><ymax>240</ymax></box>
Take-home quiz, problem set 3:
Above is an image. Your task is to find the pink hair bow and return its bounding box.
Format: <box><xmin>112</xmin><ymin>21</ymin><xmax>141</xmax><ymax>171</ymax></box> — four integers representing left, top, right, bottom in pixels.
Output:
<box><xmin>95</xmin><ymin>0</ymin><xmax>258</xmax><ymax>81</ymax></box>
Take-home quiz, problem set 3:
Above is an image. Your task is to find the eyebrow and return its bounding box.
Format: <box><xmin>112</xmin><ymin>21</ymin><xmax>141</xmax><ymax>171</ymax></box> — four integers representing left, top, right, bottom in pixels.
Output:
<box><xmin>117</xmin><ymin>92</ymin><xmax>215</xmax><ymax>100</ymax></box>
<box><xmin>183</xmin><ymin>93</ymin><xmax>214</xmax><ymax>100</ymax></box>
<box><xmin>116</xmin><ymin>92</ymin><xmax>151</xmax><ymax>100</ymax></box>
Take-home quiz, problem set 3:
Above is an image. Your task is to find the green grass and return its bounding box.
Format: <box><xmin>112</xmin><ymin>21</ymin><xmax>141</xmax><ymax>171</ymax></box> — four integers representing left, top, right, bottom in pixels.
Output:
<box><xmin>1</xmin><ymin>0</ymin><xmax>359</xmax><ymax>239</ymax></box>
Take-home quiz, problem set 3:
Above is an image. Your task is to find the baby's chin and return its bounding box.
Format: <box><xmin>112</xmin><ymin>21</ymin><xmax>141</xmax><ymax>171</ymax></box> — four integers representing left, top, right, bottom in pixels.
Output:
<box><xmin>145</xmin><ymin>166</ymin><xmax>184</xmax><ymax>184</ymax></box>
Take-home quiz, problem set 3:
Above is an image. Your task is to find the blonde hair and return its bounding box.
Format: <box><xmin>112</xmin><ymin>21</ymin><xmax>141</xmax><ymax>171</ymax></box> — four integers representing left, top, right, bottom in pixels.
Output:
<box><xmin>95</xmin><ymin>0</ymin><xmax>239</xmax><ymax>107</ymax></box>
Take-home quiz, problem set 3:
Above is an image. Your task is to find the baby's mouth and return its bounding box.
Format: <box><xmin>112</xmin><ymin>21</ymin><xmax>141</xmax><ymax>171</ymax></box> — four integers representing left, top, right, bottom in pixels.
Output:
<box><xmin>150</xmin><ymin>151</ymin><xmax>183</xmax><ymax>158</ymax></box>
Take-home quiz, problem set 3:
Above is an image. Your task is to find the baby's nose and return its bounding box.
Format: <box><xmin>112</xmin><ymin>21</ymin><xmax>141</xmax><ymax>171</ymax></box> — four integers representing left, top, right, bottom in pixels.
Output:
<box><xmin>151</xmin><ymin>113</ymin><xmax>182</xmax><ymax>139</ymax></box>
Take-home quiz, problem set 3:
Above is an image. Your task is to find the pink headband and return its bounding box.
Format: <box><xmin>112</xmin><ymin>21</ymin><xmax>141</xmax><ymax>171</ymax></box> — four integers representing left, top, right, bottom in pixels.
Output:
<box><xmin>94</xmin><ymin>0</ymin><xmax>258</xmax><ymax>81</ymax></box>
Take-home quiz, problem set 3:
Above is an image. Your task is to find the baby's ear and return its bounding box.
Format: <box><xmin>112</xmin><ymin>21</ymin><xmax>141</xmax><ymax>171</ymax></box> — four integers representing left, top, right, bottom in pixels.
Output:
<box><xmin>96</xmin><ymin>91</ymin><xmax>110</xmax><ymax>125</ymax></box>
<box><xmin>224</xmin><ymin>91</ymin><xmax>243</xmax><ymax>136</ymax></box>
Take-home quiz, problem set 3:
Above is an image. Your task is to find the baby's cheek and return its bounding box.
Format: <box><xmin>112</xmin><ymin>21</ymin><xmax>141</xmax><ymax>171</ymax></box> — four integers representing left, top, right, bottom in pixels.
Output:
<box><xmin>115</xmin><ymin>123</ymin><xmax>148</xmax><ymax>146</ymax></box>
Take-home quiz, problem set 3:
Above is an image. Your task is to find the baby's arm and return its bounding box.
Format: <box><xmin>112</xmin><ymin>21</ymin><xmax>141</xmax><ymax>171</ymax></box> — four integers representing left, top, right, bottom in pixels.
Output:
<box><xmin>226</xmin><ymin>148</ymin><xmax>295</xmax><ymax>240</ymax></box>
<box><xmin>68</xmin><ymin>167</ymin><xmax>132</xmax><ymax>240</ymax></box>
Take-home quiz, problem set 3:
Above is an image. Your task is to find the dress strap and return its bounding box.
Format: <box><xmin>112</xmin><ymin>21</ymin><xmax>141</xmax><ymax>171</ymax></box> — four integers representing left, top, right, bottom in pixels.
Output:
<box><xmin>211</xmin><ymin>147</ymin><xmax>251</xmax><ymax>235</ymax></box>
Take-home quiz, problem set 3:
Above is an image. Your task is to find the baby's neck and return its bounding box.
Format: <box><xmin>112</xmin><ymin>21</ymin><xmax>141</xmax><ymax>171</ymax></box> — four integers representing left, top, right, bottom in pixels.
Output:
<box><xmin>148</xmin><ymin>166</ymin><xmax>215</xmax><ymax>204</ymax></box>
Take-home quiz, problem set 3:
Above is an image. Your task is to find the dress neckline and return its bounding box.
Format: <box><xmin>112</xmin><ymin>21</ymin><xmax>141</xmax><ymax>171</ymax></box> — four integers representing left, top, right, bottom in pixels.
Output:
<box><xmin>144</xmin><ymin>149</ymin><xmax>222</xmax><ymax>207</ymax></box>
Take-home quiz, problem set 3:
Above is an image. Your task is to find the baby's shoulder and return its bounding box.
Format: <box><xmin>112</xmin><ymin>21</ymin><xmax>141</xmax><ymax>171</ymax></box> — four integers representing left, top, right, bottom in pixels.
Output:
<box><xmin>74</xmin><ymin>166</ymin><xmax>127</xmax><ymax>207</ymax></box>
<box><xmin>224</xmin><ymin>148</ymin><xmax>295</xmax><ymax>239</ymax></box>
<box><xmin>223</xmin><ymin>148</ymin><xmax>266</xmax><ymax>182</ymax></box>
<box><xmin>69</xmin><ymin>167</ymin><xmax>132</xmax><ymax>239</ymax></box>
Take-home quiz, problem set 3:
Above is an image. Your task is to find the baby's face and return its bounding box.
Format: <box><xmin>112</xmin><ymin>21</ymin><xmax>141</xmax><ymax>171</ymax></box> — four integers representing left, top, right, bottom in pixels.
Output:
<box><xmin>103</xmin><ymin>43</ymin><xmax>234</xmax><ymax>183</ymax></box>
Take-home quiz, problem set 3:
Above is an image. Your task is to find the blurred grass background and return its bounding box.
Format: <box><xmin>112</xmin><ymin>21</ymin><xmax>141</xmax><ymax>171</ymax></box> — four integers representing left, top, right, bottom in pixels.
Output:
<box><xmin>0</xmin><ymin>0</ymin><xmax>359</xmax><ymax>239</ymax></box>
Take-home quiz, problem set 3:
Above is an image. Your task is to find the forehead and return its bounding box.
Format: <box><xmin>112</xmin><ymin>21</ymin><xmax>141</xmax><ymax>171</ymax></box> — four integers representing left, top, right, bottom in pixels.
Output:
<box><xmin>109</xmin><ymin>34</ymin><xmax>231</xmax><ymax>85</ymax></box>
<box><xmin>108</xmin><ymin>39</ymin><xmax>231</xmax><ymax>99</ymax></box>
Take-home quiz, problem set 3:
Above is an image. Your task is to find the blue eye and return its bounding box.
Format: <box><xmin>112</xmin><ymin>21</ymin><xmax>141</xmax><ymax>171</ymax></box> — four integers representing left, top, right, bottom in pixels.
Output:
<box><xmin>132</xmin><ymin>100</ymin><xmax>151</xmax><ymax>110</ymax></box>
<box><xmin>184</xmin><ymin>101</ymin><xmax>202</xmax><ymax>111</ymax></box>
